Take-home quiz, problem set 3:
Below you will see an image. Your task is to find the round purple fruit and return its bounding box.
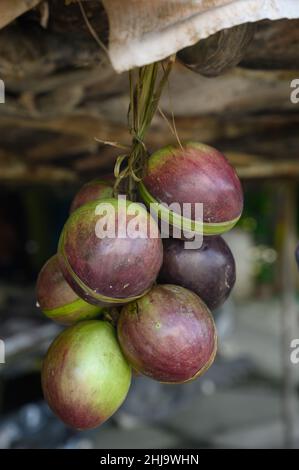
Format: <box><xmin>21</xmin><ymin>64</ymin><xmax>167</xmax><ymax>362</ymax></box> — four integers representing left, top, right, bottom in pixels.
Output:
<box><xmin>36</xmin><ymin>255</ymin><xmax>103</xmax><ymax>325</ymax></box>
<box><xmin>70</xmin><ymin>178</ymin><xmax>114</xmax><ymax>213</ymax></box>
<box><xmin>118</xmin><ymin>284</ymin><xmax>217</xmax><ymax>383</ymax></box>
<box><xmin>139</xmin><ymin>142</ymin><xmax>243</xmax><ymax>236</ymax></box>
<box><xmin>58</xmin><ymin>198</ymin><xmax>163</xmax><ymax>306</ymax></box>
<box><xmin>42</xmin><ymin>321</ymin><xmax>132</xmax><ymax>430</ymax></box>
<box><xmin>159</xmin><ymin>236</ymin><xmax>236</xmax><ymax>310</ymax></box>
<box><xmin>296</xmin><ymin>243</ymin><xmax>299</xmax><ymax>269</ymax></box>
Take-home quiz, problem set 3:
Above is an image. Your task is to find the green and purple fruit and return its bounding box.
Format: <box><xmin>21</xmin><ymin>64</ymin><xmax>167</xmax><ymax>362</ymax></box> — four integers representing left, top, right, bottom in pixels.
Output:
<box><xmin>139</xmin><ymin>142</ymin><xmax>243</xmax><ymax>236</ymax></box>
<box><xmin>70</xmin><ymin>179</ymin><xmax>114</xmax><ymax>213</ymax></box>
<box><xmin>42</xmin><ymin>320</ymin><xmax>132</xmax><ymax>430</ymax></box>
<box><xmin>159</xmin><ymin>236</ymin><xmax>236</xmax><ymax>310</ymax></box>
<box><xmin>118</xmin><ymin>284</ymin><xmax>217</xmax><ymax>383</ymax></box>
<box><xmin>36</xmin><ymin>255</ymin><xmax>103</xmax><ymax>325</ymax></box>
<box><xmin>58</xmin><ymin>198</ymin><xmax>163</xmax><ymax>306</ymax></box>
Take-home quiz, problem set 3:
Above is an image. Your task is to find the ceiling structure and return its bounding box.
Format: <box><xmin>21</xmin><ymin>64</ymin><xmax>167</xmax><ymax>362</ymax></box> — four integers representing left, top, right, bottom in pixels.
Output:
<box><xmin>0</xmin><ymin>0</ymin><xmax>299</xmax><ymax>185</ymax></box>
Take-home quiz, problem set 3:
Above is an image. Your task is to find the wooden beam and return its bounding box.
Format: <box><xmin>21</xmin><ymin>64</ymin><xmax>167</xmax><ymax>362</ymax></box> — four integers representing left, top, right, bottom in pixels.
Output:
<box><xmin>1</xmin><ymin>111</ymin><xmax>298</xmax><ymax>149</ymax></box>
<box><xmin>242</xmin><ymin>19</ymin><xmax>299</xmax><ymax>70</ymax></box>
<box><xmin>27</xmin><ymin>134</ymin><xmax>98</xmax><ymax>162</ymax></box>
<box><xmin>231</xmin><ymin>158</ymin><xmax>299</xmax><ymax>180</ymax></box>
<box><xmin>0</xmin><ymin>24</ymin><xmax>108</xmax><ymax>85</ymax></box>
<box><xmin>0</xmin><ymin>149</ymin><xmax>77</xmax><ymax>184</ymax></box>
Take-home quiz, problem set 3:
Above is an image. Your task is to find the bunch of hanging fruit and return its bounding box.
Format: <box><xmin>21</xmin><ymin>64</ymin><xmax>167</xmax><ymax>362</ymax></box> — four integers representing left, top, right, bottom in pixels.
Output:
<box><xmin>36</xmin><ymin>62</ymin><xmax>243</xmax><ymax>430</ymax></box>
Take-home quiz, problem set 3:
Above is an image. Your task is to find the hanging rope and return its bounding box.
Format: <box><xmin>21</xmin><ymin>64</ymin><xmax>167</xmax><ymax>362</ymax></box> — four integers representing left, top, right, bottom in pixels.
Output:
<box><xmin>114</xmin><ymin>57</ymin><xmax>175</xmax><ymax>199</ymax></box>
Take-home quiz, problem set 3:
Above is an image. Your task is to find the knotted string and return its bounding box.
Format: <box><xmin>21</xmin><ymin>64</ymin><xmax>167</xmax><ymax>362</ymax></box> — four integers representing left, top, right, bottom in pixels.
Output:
<box><xmin>113</xmin><ymin>59</ymin><xmax>174</xmax><ymax>200</ymax></box>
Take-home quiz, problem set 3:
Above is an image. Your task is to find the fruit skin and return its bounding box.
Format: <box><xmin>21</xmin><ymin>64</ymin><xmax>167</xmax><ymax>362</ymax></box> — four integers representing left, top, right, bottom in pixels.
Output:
<box><xmin>42</xmin><ymin>320</ymin><xmax>132</xmax><ymax>430</ymax></box>
<box><xmin>58</xmin><ymin>198</ymin><xmax>163</xmax><ymax>306</ymax></box>
<box><xmin>296</xmin><ymin>244</ymin><xmax>299</xmax><ymax>269</ymax></box>
<box><xmin>36</xmin><ymin>255</ymin><xmax>103</xmax><ymax>325</ymax></box>
<box><xmin>118</xmin><ymin>284</ymin><xmax>217</xmax><ymax>383</ymax></box>
<box><xmin>70</xmin><ymin>179</ymin><xmax>114</xmax><ymax>213</ymax></box>
<box><xmin>140</xmin><ymin>142</ymin><xmax>243</xmax><ymax>234</ymax></box>
<box><xmin>159</xmin><ymin>236</ymin><xmax>236</xmax><ymax>310</ymax></box>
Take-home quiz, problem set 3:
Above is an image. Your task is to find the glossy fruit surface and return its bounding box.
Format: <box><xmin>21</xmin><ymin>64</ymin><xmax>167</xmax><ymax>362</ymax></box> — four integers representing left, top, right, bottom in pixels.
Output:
<box><xmin>42</xmin><ymin>320</ymin><xmax>131</xmax><ymax>430</ymax></box>
<box><xmin>140</xmin><ymin>142</ymin><xmax>243</xmax><ymax>235</ymax></box>
<box><xmin>159</xmin><ymin>236</ymin><xmax>235</xmax><ymax>310</ymax></box>
<box><xmin>118</xmin><ymin>284</ymin><xmax>217</xmax><ymax>383</ymax></box>
<box><xmin>70</xmin><ymin>179</ymin><xmax>114</xmax><ymax>213</ymax></box>
<box><xmin>36</xmin><ymin>255</ymin><xmax>103</xmax><ymax>325</ymax></box>
<box><xmin>58</xmin><ymin>198</ymin><xmax>163</xmax><ymax>306</ymax></box>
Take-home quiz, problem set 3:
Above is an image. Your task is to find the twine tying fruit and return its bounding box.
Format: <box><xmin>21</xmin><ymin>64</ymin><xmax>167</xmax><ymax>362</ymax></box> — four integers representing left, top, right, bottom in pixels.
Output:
<box><xmin>113</xmin><ymin>58</ymin><xmax>175</xmax><ymax>199</ymax></box>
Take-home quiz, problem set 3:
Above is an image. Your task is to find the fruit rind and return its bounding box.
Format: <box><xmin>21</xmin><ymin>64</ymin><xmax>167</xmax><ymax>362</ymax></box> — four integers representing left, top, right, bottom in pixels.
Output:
<box><xmin>139</xmin><ymin>180</ymin><xmax>241</xmax><ymax>236</ymax></box>
<box><xmin>118</xmin><ymin>284</ymin><xmax>217</xmax><ymax>384</ymax></box>
<box><xmin>36</xmin><ymin>254</ymin><xmax>104</xmax><ymax>325</ymax></box>
<box><xmin>42</xmin><ymin>320</ymin><xmax>132</xmax><ymax>430</ymax></box>
<box><xmin>140</xmin><ymin>141</ymin><xmax>243</xmax><ymax>231</ymax></box>
<box><xmin>58</xmin><ymin>197</ymin><xmax>162</xmax><ymax>305</ymax></box>
<box><xmin>70</xmin><ymin>179</ymin><xmax>114</xmax><ymax>213</ymax></box>
<box><xmin>43</xmin><ymin>296</ymin><xmax>105</xmax><ymax>323</ymax></box>
<box><xmin>159</xmin><ymin>236</ymin><xmax>236</xmax><ymax>310</ymax></box>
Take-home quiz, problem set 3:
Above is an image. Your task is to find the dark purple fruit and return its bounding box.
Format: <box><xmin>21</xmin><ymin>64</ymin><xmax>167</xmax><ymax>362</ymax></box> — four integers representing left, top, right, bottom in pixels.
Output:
<box><xmin>159</xmin><ymin>236</ymin><xmax>235</xmax><ymax>310</ymax></box>
<box><xmin>42</xmin><ymin>320</ymin><xmax>131</xmax><ymax>430</ymax></box>
<box><xmin>36</xmin><ymin>255</ymin><xmax>103</xmax><ymax>325</ymax></box>
<box><xmin>58</xmin><ymin>198</ymin><xmax>163</xmax><ymax>306</ymax></box>
<box><xmin>139</xmin><ymin>142</ymin><xmax>243</xmax><ymax>236</ymax></box>
<box><xmin>296</xmin><ymin>243</ymin><xmax>299</xmax><ymax>269</ymax></box>
<box><xmin>70</xmin><ymin>179</ymin><xmax>114</xmax><ymax>213</ymax></box>
<box><xmin>118</xmin><ymin>284</ymin><xmax>217</xmax><ymax>383</ymax></box>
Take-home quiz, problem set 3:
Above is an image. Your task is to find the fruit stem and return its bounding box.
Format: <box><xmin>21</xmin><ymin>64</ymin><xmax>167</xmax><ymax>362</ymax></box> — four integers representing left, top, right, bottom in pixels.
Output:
<box><xmin>114</xmin><ymin>57</ymin><xmax>174</xmax><ymax>200</ymax></box>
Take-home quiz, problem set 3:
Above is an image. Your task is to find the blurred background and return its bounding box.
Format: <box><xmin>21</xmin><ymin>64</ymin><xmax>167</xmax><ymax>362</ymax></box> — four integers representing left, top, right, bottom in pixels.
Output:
<box><xmin>0</xmin><ymin>0</ymin><xmax>299</xmax><ymax>449</ymax></box>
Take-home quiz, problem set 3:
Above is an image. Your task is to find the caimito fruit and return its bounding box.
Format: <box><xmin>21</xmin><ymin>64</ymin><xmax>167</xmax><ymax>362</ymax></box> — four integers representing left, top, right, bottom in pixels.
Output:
<box><xmin>159</xmin><ymin>236</ymin><xmax>235</xmax><ymax>310</ymax></box>
<box><xmin>42</xmin><ymin>320</ymin><xmax>132</xmax><ymax>430</ymax></box>
<box><xmin>70</xmin><ymin>178</ymin><xmax>114</xmax><ymax>213</ymax></box>
<box><xmin>36</xmin><ymin>254</ymin><xmax>103</xmax><ymax>325</ymax></box>
<box><xmin>118</xmin><ymin>284</ymin><xmax>217</xmax><ymax>383</ymax></box>
<box><xmin>139</xmin><ymin>142</ymin><xmax>243</xmax><ymax>236</ymax></box>
<box><xmin>58</xmin><ymin>198</ymin><xmax>163</xmax><ymax>306</ymax></box>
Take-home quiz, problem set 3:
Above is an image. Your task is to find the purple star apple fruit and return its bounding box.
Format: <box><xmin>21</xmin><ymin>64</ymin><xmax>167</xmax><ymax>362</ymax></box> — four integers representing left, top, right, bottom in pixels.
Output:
<box><xmin>118</xmin><ymin>284</ymin><xmax>217</xmax><ymax>383</ymax></box>
<box><xmin>58</xmin><ymin>198</ymin><xmax>163</xmax><ymax>306</ymax></box>
<box><xmin>36</xmin><ymin>254</ymin><xmax>104</xmax><ymax>325</ymax></box>
<box><xmin>159</xmin><ymin>236</ymin><xmax>236</xmax><ymax>310</ymax></box>
<box><xmin>139</xmin><ymin>142</ymin><xmax>243</xmax><ymax>236</ymax></box>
